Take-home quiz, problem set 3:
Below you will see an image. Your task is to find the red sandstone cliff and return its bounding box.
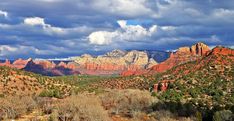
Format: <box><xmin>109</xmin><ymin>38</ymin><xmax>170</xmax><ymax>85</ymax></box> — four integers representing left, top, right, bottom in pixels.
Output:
<box><xmin>0</xmin><ymin>58</ymin><xmax>30</xmax><ymax>69</ymax></box>
<box><xmin>121</xmin><ymin>42</ymin><xmax>210</xmax><ymax>76</ymax></box>
<box><xmin>24</xmin><ymin>60</ymin><xmax>80</xmax><ymax>76</ymax></box>
<box><xmin>150</xmin><ymin>42</ymin><xmax>210</xmax><ymax>72</ymax></box>
<box><xmin>72</xmin><ymin>50</ymin><xmax>158</xmax><ymax>75</ymax></box>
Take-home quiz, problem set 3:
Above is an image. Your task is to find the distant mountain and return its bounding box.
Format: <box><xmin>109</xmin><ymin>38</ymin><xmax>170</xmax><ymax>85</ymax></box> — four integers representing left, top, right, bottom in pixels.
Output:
<box><xmin>0</xmin><ymin>43</ymin><xmax>214</xmax><ymax>76</ymax></box>
<box><xmin>24</xmin><ymin>59</ymin><xmax>80</xmax><ymax>76</ymax></box>
<box><xmin>121</xmin><ymin>42</ymin><xmax>210</xmax><ymax>76</ymax></box>
<box><xmin>71</xmin><ymin>50</ymin><xmax>158</xmax><ymax>75</ymax></box>
<box><xmin>145</xmin><ymin>50</ymin><xmax>170</xmax><ymax>63</ymax></box>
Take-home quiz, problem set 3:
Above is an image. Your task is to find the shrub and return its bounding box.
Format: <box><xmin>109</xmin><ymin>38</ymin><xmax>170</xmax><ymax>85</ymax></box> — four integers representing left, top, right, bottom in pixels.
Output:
<box><xmin>0</xmin><ymin>96</ymin><xmax>36</xmax><ymax>120</ymax></box>
<box><xmin>100</xmin><ymin>89</ymin><xmax>156</xmax><ymax>117</ymax></box>
<box><xmin>36</xmin><ymin>97</ymin><xmax>54</xmax><ymax>115</ymax></box>
<box><xmin>39</xmin><ymin>88</ymin><xmax>62</xmax><ymax>98</ymax></box>
<box><xmin>52</xmin><ymin>94</ymin><xmax>110</xmax><ymax>121</ymax></box>
<box><xmin>213</xmin><ymin>110</ymin><xmax>233</xmax><ymax>121</ymax></box>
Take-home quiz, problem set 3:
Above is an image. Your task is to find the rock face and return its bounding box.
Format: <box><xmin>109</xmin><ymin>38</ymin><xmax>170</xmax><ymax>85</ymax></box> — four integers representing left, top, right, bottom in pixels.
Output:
<box><xmin>24</xmin><ymin>60</ymin><xmax>80</xmax><ymax>76</ymax></box>
<box><xmin>191</xmin><ymin>42</ymin><xmax>210</xmax><ymax>56</ymax></box>
<box><xmin>0</xmin><ymin>50</ymin><xmax>160</xmax><ymax>76</ymax></box>
<box><xmin>0</xmin><ymin>58</ymin><xmax>30</xmax><ymax>69</ymax></box>
<box><xmin>0</xmin><ymin>59</ymin><xmax>11</xmax><ymax>67</ymax></box>
<box><xmin>121</xmin><ymin>42</ymin><xmax>211</xmax><ymax>76</ymax></box>
<box><xmin>207</xmin><ymin>46</ymin><xmax>234</xmax><ymax>56</ymax></box>
<box><xmin>13</xmin><ymin>58</ymin><xmax>31</xmax><ymax>69</ymax></box>
<box><xmin>150</xmin><ymin>42</ymin><xmax>210</xmax><ymax>72</ymax></box>
<box><xmin>0</xmin><ymin>43</ymin><xmax>211</xmax><ymax>76</ymax></box>
<box><xmin>72</xmin><ymin>50</ymin><xmax>158</xmax><ymax>75</ymax></box>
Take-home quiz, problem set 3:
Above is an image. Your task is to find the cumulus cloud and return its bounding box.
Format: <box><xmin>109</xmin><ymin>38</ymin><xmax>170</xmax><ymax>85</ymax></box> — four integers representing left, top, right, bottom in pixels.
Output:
<box><xmin>0</xmin><ymin>0</ymin><xmax>234</xmax><ymax>58</ymax></box>
<box><xmin>24</xmin><ymin>17</ymin><xmax>65</xmax><ymax>34</ymax></box>
<box><xmin>24</xmin><ymin>17</ymin><xmax>46</xmax><ymax>26</ymax></box>
<box><xmin>0</xmin><ymin>44</ymin><xmax>63</xmax><ymax>59</ymax></box>
<box><xmin>90</xmin><ymin>0</ymin><xmax>156</xmax><ymax>17</ymax></box>
<box><xmin>88</xmin><ymin>20</ymin><xmax>157</xmax><ymax>45</ymax></box>
<box><xmin>0</xmin><ymin>10</ymin><xmax>8</xmax><ymax>18</ymax></box>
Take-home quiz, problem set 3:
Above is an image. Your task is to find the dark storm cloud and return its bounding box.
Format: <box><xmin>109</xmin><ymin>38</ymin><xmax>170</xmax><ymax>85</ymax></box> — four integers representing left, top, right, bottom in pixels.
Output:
<box><xmin>0</xmin><ymin>0</ymin><xmax>233</xmax><ymax>59</ymax></box>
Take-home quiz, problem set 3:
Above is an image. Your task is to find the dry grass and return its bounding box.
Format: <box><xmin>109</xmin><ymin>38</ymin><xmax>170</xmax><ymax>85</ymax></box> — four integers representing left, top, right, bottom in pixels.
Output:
<box><xmin>150</xmin><ymin>110</ymin><xmax>195</xmax><ymax>121</ymax></box>
<box><xmin>0</xmin><ymin>89</ymin><xmax>196</xmax><ymax>121</ymax></box>
<box><xmin>52</xmin><ymin>94</ymin><xmax>110</xmax><ymax>121</ymax></box>
<box><xmin>0</xmin><ymin>96</ymin><xmax>36</xmax><ymax>120</ymax></box>
<box><xmin>100</xmin><ymin>89</ymin><xmax>156</xmax><ymax>117</ymax></box>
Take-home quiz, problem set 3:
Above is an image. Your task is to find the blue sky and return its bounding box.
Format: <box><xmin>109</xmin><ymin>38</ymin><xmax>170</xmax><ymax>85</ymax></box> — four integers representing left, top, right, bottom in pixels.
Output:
<box><xmin>0</xmin><ymin>0</ymin><xmax>234</xmax><ymax>59</ymax></box>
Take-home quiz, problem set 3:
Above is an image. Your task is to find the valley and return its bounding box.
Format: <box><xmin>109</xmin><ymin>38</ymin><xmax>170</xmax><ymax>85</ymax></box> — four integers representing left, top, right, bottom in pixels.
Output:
<box><xmin>0</xmin><ymin>42</ymin><xmax>233</xmax><ymax>121</ymax></box>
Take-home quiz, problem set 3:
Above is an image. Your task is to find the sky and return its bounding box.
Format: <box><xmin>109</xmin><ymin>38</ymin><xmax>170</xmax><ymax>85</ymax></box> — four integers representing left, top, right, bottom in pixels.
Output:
<box><xmin>0</xmin><ymin>0</ymin><xmax>234</xmax><ymax>59</ymax></box>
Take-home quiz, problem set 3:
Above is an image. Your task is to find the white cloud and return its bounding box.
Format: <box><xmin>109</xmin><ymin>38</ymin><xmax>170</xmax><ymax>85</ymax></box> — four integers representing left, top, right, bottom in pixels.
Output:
<box><xmin>213</xmin><ymin>8</ymin><xmax>234</xmax><ymax>17</ymax></box>
<box><xmin>24</xmin><ymin>17</ymin><xmax>65</xmax><ymax>34</ymax></box>
<box><xmin>0</xmin><ymin>45</ymin><xmax>57</xmax><ymax>57</ymax></box>
<box><xmin>161</xmin><ymin>26</ymin><xmax>176</xmax><ymax>31</ymax></box>
<box><xmin>89</xmin><ymin>31</ymin><xmax>118</xmax><ymax>45</ymax></box>
<box><xmin>210</xmin><ymin>35</ymin><xmax>222</xmax><ymax>42</ymax></box>
<box><xmin>91</xmin><ymin>0</ymin><xmax>154</xmax><ymax>17</ymax></box>
<box><xmin>0</xmin><ymin>10</ymin><xmax>8</xmax><ymax>18</ymax></box>
<box><xmin>24</xmin><ymin>17</ymin><xmax>46</xmax><ymax>26</ymax></box>
<box><xmin>88</xmin><ymin>20</ymin><xmax>158</xmax><ymax>45</ymax></box>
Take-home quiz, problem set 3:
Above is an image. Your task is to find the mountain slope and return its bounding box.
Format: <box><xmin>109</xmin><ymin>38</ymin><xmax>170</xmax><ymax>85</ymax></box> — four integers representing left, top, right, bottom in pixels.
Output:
<box><xmin>0</xmin><ymin>66</ymin><xmax>72</xmax><ymax>97</ymax></box>
<box><xmin>151</xmin><ymin>42</ymin><xmax>210</xmax><ymax>72</ymax></box>
<box><xmin>152</xmin><ymin>46</ymin><xmax>234</xmax><ymax>117</ymax></box>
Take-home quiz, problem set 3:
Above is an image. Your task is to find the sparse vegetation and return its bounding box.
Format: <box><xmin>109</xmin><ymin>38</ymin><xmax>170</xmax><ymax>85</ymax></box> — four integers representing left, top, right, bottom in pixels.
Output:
<box><xmin>52</xmin><ymin>94</ymin><xmax>110</xmax><ymax>121</ymax></box>
<box><xmin>0</xmin><ymin>96</ymin><xmax>36</xmax><ymax>120</ymax></box>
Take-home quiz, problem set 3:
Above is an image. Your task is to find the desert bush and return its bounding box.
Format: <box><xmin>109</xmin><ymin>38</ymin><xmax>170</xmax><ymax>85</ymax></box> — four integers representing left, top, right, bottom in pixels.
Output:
<box><xmin>0</xmin><ymin>96</ymin><xmax>36</xmax><ymax>120</ymax></box>
<box><xmin>150</xmin><ymin>110</ymin><xmax>194</xmax><ymax>121</ymax></box>
<box><xmin>213</xmin><ymin>110</ymin><xmax>233</xmax><ymax>121</ymax></box>
<box><xmin>151</xmin><ymin>110</ymin><xmax>175</xmax><ymax>121</ymax></box>
<box><xmin>100</xmin><ymin>89</ymin><xmax>156</xmax><ymax>117</ymax></box>
<box><xmin>36</xmin><ymin>97</ymin><xmax>54</xmax><ymax>115</ymax></box>
<box><xmin>39</xmin><ymin>88</ymin><xmax>62</xmax><ymax>98</ymax></box>
<box><xmin>52</xmin><ymin>94</ymin><xmax>110</xmax><ymax>121</ymax></box>
<box><xmin>131</xmin><ymin>111</ymin><xmax>157</xmax><ymax>121</ymax></box>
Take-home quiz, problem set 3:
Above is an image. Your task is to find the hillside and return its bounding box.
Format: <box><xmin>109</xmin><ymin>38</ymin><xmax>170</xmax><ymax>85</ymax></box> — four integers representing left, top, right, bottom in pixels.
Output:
<box><xmin>151</xmin><ymin>46</ymin><xmax>234</xmax><ymax>120</ymax></box>
<box><xmin>0</xmin><ymin>66</ymin><xmax>72</xmax><ymax>97</ymax></box>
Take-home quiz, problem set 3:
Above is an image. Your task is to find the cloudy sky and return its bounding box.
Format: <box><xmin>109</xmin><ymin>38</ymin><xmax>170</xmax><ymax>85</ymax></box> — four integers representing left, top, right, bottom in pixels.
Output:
<box><xmin>0</xmin><ymin>0</ymin><xmax>234</xmax><ymax>59</ymax></box>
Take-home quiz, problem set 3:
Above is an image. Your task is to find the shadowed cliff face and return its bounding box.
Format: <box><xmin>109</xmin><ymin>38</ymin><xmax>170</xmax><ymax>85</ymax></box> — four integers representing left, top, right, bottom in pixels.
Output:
<box><xmin>23</xmin><ymin>60</ymin><xmax>80</xmax><ymax>76</ymax></box>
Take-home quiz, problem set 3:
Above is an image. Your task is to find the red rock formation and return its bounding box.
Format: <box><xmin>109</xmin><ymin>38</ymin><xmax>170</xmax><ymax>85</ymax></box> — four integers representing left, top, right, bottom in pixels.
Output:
<box><xmin>12</xmin><ymin>58</ymin><xmax>30</xmax><ymax>69</ymax></box>
<box><xmin>191</xmin><ymin>42</ymin><xmax>210</xmax><ymax>56</ymax></box>
<box><xmin>73</xmin><ymin>50</ymin><xmax>158</xmax><ymax>75</ymax></box>
<box><xmin>0</xmin><ymin>59</ymin><xmax>11</xmax><ymax>67</ymax></box>
<box><xmin>57</xmin><ymin>62</ymin><xmax>68</xmax><ymax>68</ymax></box>
<box><xmin>150</xmin><ymin>42</ymin><xmax>210</xmax><ymax>73</ymax></box>
<box><xmin>34</xmin><ymin>60</ymin><xmax>56</xmax><ymax>69</ymax></box>
<box><xmin>208</xmin><ymin>46</ymin><xmax>234</xmax><ymax>56</ymax></box>
<box><xmin>24</xmin><ymin>60</ymin><xmax>80</xmax><ymax>76</ymax></box>
<box><xmin>121</xmin><ymin>42</ymin><xmax>211</xmax><ymax>76</ymax></box>
<box><xmin>67</xmin><ymin>62</ymin><xmax>79</xmax><ymax>69</ymax></box>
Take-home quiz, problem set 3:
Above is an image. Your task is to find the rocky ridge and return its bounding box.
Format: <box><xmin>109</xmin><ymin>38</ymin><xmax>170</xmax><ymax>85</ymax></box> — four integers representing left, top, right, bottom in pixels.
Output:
<box><xmin>121</xmin><ymin>42</ymin><xmax>210</xmax><ymax>76</ymax></box>
<box><xmin>72</xmin><ymin>50</ymin><xmax>158</xmax><ymax>75</ymax></box>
